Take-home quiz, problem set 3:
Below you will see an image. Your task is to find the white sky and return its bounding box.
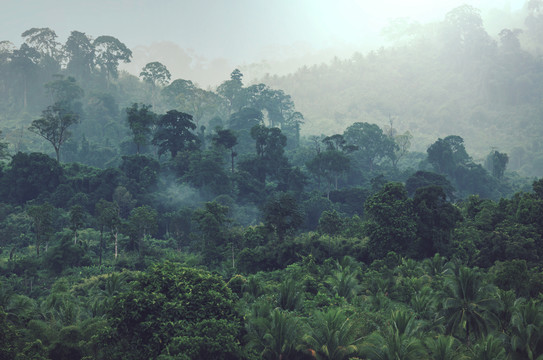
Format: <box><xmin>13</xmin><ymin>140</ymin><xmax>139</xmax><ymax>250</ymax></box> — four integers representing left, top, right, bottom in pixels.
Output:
<box><xmin>1</xmin><ymin>0</ymin><xmax>527</xmax><ymax>85</ymax></box>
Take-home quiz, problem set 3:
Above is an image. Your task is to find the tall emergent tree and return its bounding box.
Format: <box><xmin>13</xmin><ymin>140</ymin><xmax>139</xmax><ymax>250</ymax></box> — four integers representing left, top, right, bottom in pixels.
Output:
<box><xmin>93</xmin><ymin>35</ymin><xmax>132</xmax><ymax>84</ymax></box>
<box><xmin>126</xmin><ymin>103</ymin><xmax>156</xmax><ymax>154</ymax></box>
<box><xmin>64</xmin><ymin>30</ymin><xmax>95</xmax><ymax>79</ymax></box>
<box><xmin>152</xmin><ymin>110</ymin><xmax>199</xmax><ymax>158</ymax></box>
<box><xmin>139</xmin><ymin>61</ymin><xmax>171</xmax><ymax>87</ymax></box>
<box><xmin>212</xmin><ymin>129</ymin><xmax>238</xmax><ymax>173</ymax></box>
<box><xmin>29</xmin><ymin>101</ymin><xmax>80</xmax><ymax>162</ymax></box>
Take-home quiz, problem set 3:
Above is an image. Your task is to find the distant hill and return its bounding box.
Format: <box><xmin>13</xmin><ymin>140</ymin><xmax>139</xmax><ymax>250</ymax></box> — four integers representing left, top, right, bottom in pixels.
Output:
<box><xmin>261</xmin><ymin>4</ymin><xmax>543</xmax><ymax>177</ymax></box>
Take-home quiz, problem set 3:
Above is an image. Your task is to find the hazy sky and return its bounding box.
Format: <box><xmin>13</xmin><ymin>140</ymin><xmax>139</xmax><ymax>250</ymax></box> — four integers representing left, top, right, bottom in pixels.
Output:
<box><xmin>1</xmin><ymin>0</ymin><xmax>527</xmax><ymax>86</ymax></box>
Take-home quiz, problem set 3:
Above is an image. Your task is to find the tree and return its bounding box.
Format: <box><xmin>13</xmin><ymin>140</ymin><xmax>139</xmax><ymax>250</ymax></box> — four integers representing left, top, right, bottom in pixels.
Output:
<box><xmin>93</xmin><ymin>35</ymin><xmax>132</xmax><ymax>83</ymax></box>
<box><xmin>185</xmin><ymin>150</ymin><xmax>230</xmax><ymax>194</ymax></box>
<box><xmin>364</xmin><ymin>182</ymin><xmax>418</xmax><ymax>258</ymax></box>
<box><xmin>470</xmin><ymin>335</ymin><xmax>507</xmax><ymax>360</ymax></box>
<box><xmin>263</xmin><ymin>192</ymin><xmax>304</xmax><ymax>242</ymax></box>
<box><xmin>427</xmin><ymin>135</ymin><xmax>470</xmax><ymax>176</ymax></box>
<box><xmin>303</xmin><ymin>308</ymin><xmax>361</xmax><ymax>360</ymax></box>
<box><xmin>1</xmin><ymin>152</ymin><xmax>63</xmax><ymax>204</ymax></box>
<box><xmin>192</xmin><ymin>201</ymin><xmax>230</xmax><ymax>261</ymax></box>
<box><xmin>510</xmin><ymin>299</ymin><xmax>543</xmax><ymax>359</ymax></box>
<box><xmin>139</xmin><ymin>61</ymin><xmax>171</xmax><ymax>87</ymax></box>
<box><xmin>250</xmin><ymin>125</ymin><xmax>289</xmax><ymax>182</ymax></box>
<box><xmin>127</xmin><ymin>205</ymin><xmax>158</xmax><ymax>254</ymax></box>
<box><xmin>318</xmin><ymin>210</ymin><xmax>344</xmax><ymax>236</ymax></box>
<box><xmin>413</xmin><ymin>185</ymin><xmax>462</xmax><ymax>257</ymax></box>
<box><xmin>119</xmin><ymin>155</ymin><xmax>160</xmax><ymax>194</ymax></box>
<box><xmin>161</xmin><ymin>79</ymin><xmax>219</xmax><ymax>126</ymax></box>
<box><xmin>152</xmin><ymin>110</ymin><xmax>199</xmax><ymax>158</ymax></box>
<box><xmin>361</xmin><ymin>310</ymin><xmax>426</xmax><ymax>360</ymax></box>
<box><xmin>307</xmin><ymin>150</ymin><xmax>350</xmax><ymax>197</ymax></box>
<box><xmin>166</xmin><ymin>208</ymin><xmax>193</xmax><ymax>250</ymax></box>
<box><xmin>212</xmin><ymin>129</ymin><xmax>238</xmax><ymax>173</ymax></box>
<box><xmin>10</xmin><ymin>43</ymin><xmax>41</xmax><ymax>109</ymax></box>
<box><xmin>95</xmin><ymin>199</ymin><xmax>120</xmax><ymax>263</ymax></box>
<box><xmin>21</xmin><ymin>27</ymin><xmax>60</xmax><ymax>60</ymax></box>
<box><xmin>27</xmin><ymin>203</ymin><xmax>54</xmax><ymax>257</ymax></box>
<box><xmin>105</xmin><ymin>262</ymin><xmax>243</xmax><ymax>359</ymax></box>
<box><xmin>0</xmin><ymin>130</ymin><xmax>9</xmax><ymax>160</ymax></box>
<box><xmin>64</xmin><ymin>31</ymin><xmax>95</xmax><ymax>79</ymax></box>
<box><xmin>229</xmin><ymin>107</ymin><xmax>263</xmax><ymax>131</ymax></box>
<box><xmin>217</xmin><ymin>69</ymin><xmax>245</xmax><ymax>114</ymax></box>
<box><xmin>126</xmin><ymin>103</ymin><xmax>156</xmax><ymax>154</ymax></box>
<box><xmin>390</xmin><ymin>131</ymin><xmax>413</xmax><ymax>169</ymax></box>
<box><xmin>442</xmin><ymin>4</ymin><xmax>495</xmax><ymax>62</ymax></box>
<box><xmin>29</xmin><ymin>102</ymin><xmax>80</xmax><ymax>162</ymax></box>
<box><xmin>247</xmin><ymin>308</ymin><xmax>303</xmax><ymax>360</ymax></box>
<box><xmin>405</xmin><ymin>170</ymin><xmax>456</xmax><ymax>199</ymax></box>
<box><xmin>343</xmin><ymin>122</ymin><xmax>396</xmax><ymax>171</ymax></box>
<box><xmin>485</xmin><ymin>150</ymin><xmax>509</xmax><ymax>179</ymax></box>
<box><xmin>442</xmin><ymin>266</ymin><xmax>500</xmax><ymax>346</ymax></box>
<box><xmin>44</xmin><ymin>75</ymin><xmax>84</xmax><ymax>106</ymax></box>
<box><xmin>69</xmin><ymin>205</ymin><xmax>85</xmax><ymax>244</ymax></box>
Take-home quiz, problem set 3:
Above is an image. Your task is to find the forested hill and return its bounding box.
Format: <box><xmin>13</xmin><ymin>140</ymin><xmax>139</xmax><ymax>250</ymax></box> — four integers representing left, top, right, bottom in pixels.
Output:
<box><xmin>4</xmin><ymin>4</ymin><xmax>543</xmax><ymax>359</ymax></box>
<box><xmin>261</xmin><ymin>4</ymin><xmax>543</xmax><ymax>177</ymax></box>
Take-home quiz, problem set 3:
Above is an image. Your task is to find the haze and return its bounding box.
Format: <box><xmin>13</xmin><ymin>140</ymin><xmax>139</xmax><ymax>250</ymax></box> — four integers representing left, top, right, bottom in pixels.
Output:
<box><xmin>2</xmin><ymin>0</ymin><xmax>526</xmax><ymax>86</ymax></box>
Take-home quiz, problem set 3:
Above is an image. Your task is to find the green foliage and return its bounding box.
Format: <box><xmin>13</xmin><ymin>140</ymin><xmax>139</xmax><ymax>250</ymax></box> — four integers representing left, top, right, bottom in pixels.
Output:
<box><xmin>361</xmin><ymin>310</ymin><xmax>426</xmax><ymax>360</ymax></box>
<box><xmin>29</xmin><ymin>101</ymin><xmax>80</xmax><ymax>162</ymax></box>
<box><xmin>153</xmin><ymin>110</ymin><xmax>199</xmax><ymax>158</ymax></box>
<box><xmin>277</xmin><ymin>278</ymin><xmax>303</xmax><ymax>311</ymax></box>
<box><xmin>1</xmin><ymin>152</ymin><xmax>63</xmax><ymax>204</ymax></box>
<box><xmin>119</xmin><ymin>154</ymin><xmax>160</xmax><ymax>194</ymax></box>
<box><xmin>263</xmin><ymin>192</ymin><xmax>304</xmax><ymax>242</ymax></box>
<box><xmin>318</xmin><ymin>210</ymin><xmax>344</xmax><ymax>236</ymax></box>
<box><xmin>442</xmin><ymin>266</ymin><xmax>500</xmax><ymax>345</ymax></box>
<box><xmin>413</xmin><ymin>185</ymin><xmax>462</xmax><ymax>257</ymax></box>
<box><xmin>364</xmin><ymin>182</ymin><xmax>418</xmax><ymax>259</ymax></box>
<box><xmin>302</xmin><ymin>307</ymin><xmax>361</xmax><ymax>360</ymax></box>
<box><xmin>343</xmin><ymin>122</ymin><xmax>396</xmax><ymax>172</ymax></box>
<box><xmin>125</xmin><ymin>103</ymin><xmax>156</xmax><ymax>154</ymax></box>
<box><xmin>106</xmin><ymin>262</ymin><xmax>243</xmax><ymax>359</ymax></box>
<box><xmin>246</xmin><ymin>308</ymin><xmax>304</xmax><ymax>360</ymax></box>
<box><xmin>45</xmin><ymin>231</ymin><xmax>89</xmax><ymax>274</ymax></box>
<box><xmin>26</xmin><ymin>202</ymin><xmax>55</xmax><ymax>257</ymax></box>
<box><xmin>140</xmin><ymin>61</ymin><xmax>171</xmax><ymax>87</ymax></box>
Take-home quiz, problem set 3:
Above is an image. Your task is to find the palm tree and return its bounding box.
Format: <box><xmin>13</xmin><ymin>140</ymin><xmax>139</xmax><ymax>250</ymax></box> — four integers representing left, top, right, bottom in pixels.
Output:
<box><xmin>469</xmin><ymin>335</ymin><xmax>507</xmax><ymax>360</ymax></box>
<box><xmin>247</xmin><ymin>308</ymin><xmax>303</xmax><ymax>360</ymax></box>
<box><xmin>510</xmin><ymin>299</ymin><xmax>543</xmax><ymax>360</ymax></box>
<box><xmin>361</xmin><ymin>309</ymin><xmax>427</xmax><ymax>360</ymax></box>
<box><xmin>302</xmin><ymin>307</ymin><xmax>362</xmax><ymax>360</ymax></box>
<box><xmin>326</xmin><ymin>267</ymin><xmax>359</xmax><ymax>300</ymax></box>
<box><xmin>442</xmin><ymin>266</ymin><xmax>500</xmax><ymax>346</ymax></box>
<box><xmin>425</xmin><ymin>335</ymin><xmax>464</xmax><ymax>360</ymax></box>
<box><xmin>277</xmin><ymin>278</ymin><xmax>303</xmax><ymax>311</ymax></box>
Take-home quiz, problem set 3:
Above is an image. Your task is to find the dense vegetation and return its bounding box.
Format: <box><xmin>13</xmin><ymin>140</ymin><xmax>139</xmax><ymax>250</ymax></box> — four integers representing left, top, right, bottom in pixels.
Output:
<box><xmin>1</xmin><ymin>3</ymin><xmax>543</xmax><ymax>360</ymax></box>
<box><xmin>262</xmin><ymin>3</ymin><xmax>543</xmax><ymax>178</ymax></box>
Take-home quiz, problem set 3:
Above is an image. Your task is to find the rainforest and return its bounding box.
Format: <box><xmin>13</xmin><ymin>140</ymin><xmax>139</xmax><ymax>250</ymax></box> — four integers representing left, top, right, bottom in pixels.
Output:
<box><xmin>1</xmin><ymin>2</ymin><xmax>543</xmax><ymax>359</ymax></box>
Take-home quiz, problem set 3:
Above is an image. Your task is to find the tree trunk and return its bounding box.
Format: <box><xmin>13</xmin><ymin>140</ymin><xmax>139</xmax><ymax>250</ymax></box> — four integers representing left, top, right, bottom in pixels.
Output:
<box><xmin>99</xmin><ymin>226</ymin><xmax>103</xmax><ymax>266</ymax></box>
<box><xmin>114</xmin><ymin>229</ymin><xmax>118</xmax><ymax>259</ymax></box>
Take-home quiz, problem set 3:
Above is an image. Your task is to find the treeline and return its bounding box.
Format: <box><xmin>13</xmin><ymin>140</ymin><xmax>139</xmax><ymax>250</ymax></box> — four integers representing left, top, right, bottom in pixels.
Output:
<box><xmin>262</xmin><ymin>4</ymin><xmax>543</xmax><ymax>177</ymax></box>
<box><xmin>1</xmin><ymin>177</ymin><xmax>543</xmax><ymax>358</ymax></box>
